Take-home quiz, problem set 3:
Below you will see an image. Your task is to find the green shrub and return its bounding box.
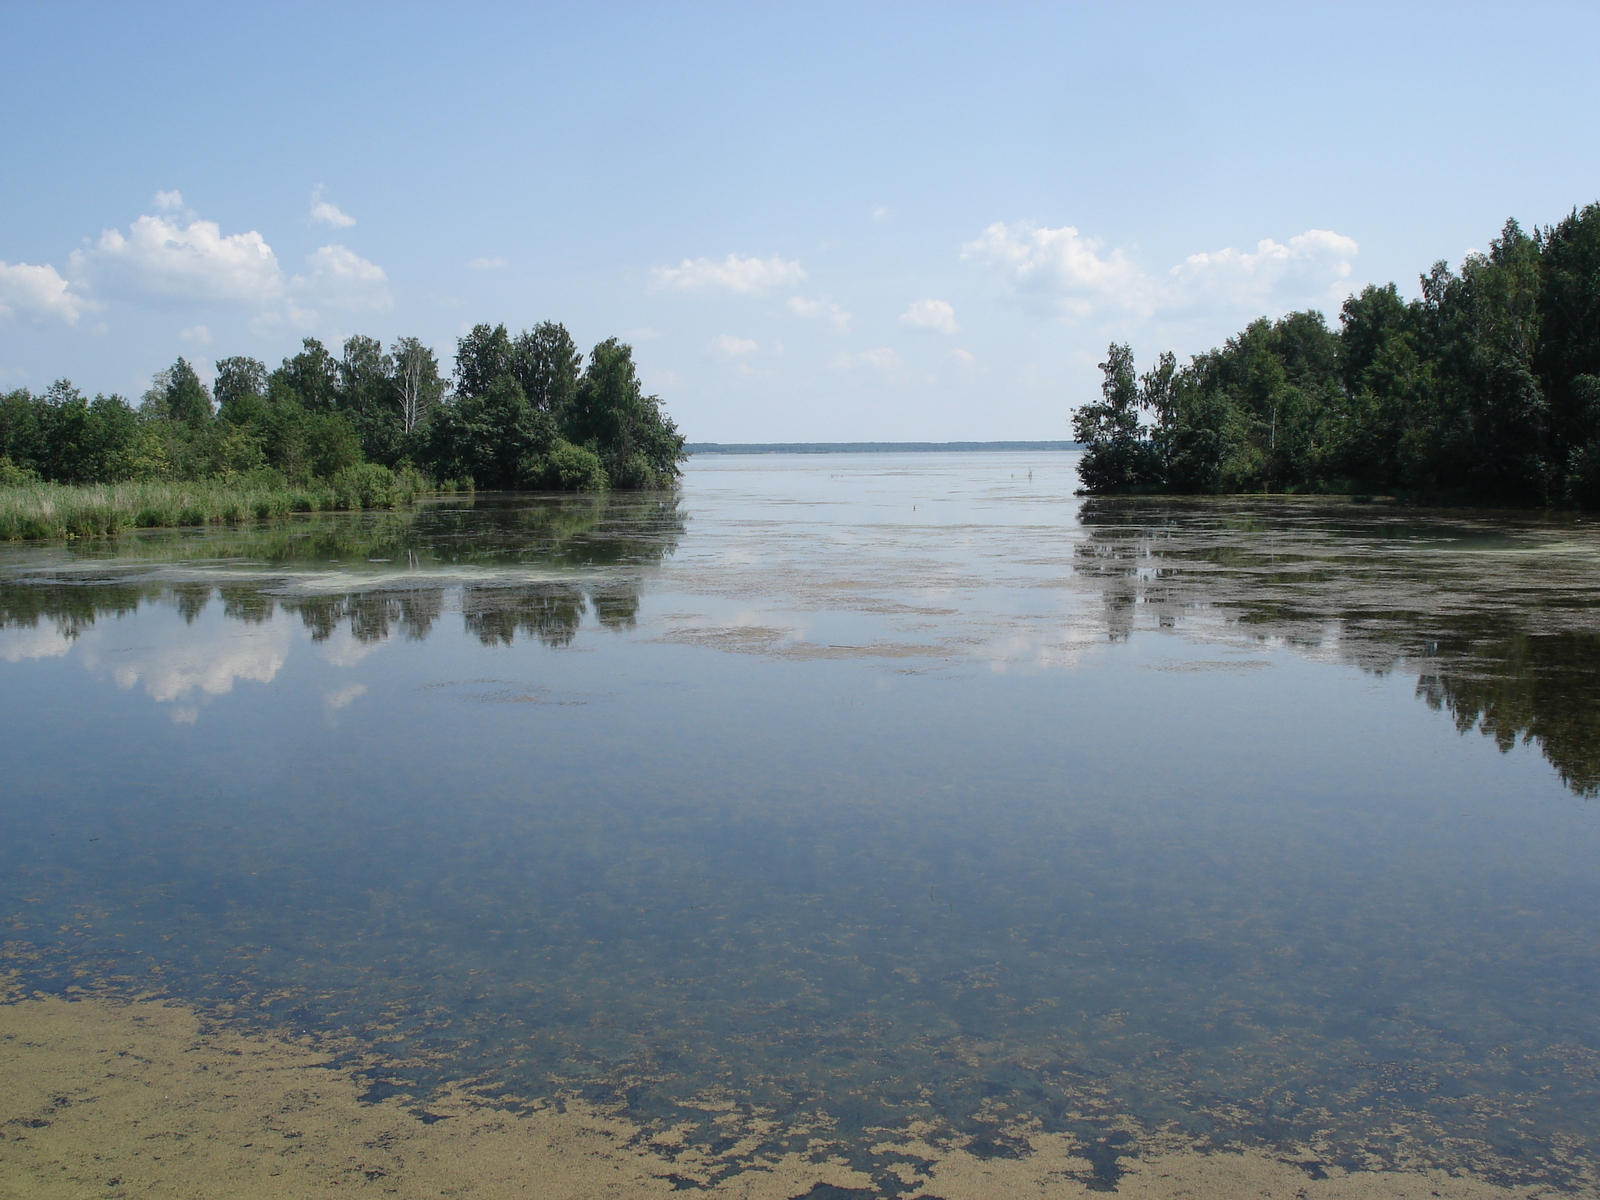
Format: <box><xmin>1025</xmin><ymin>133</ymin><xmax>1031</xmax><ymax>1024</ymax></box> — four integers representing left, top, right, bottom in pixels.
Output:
<box><xmin>0</xmin><ymin>456</ymin><xmax>40</xmax><ymax>486</ymax></box>
<box><xmin>610</xmin><ymin>451</ymin><xmax>659</xmax><ymax>490</ymax></box>
<box><xmin>545</xmin><ymin>441</ymin><xmax>608</xmax><ymax>492</ymax></box>
<box><xmin>332</xmin><ymin>462</ymin><xmax>398</xmax><ymax>510</ymax></box>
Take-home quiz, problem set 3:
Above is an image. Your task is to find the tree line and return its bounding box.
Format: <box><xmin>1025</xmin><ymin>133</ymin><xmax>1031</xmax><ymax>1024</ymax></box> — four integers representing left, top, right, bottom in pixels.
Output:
<box><xmin>1073</xmin><ymin>202</ymin><xmax>1600</xmax><ymax>506</ymax></box>
<box><xmin>0</xmin><ymin>322</ymin><xmax>685</xmax><ymax>492</ymax></box>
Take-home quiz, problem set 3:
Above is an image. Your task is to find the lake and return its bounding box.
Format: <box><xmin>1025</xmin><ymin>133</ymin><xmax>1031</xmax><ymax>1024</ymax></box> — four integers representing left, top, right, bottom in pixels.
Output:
<box><xmin>3</xmin><ymin>451</ymin><xmax>1598</xmax><ymax>1197</ymax></box>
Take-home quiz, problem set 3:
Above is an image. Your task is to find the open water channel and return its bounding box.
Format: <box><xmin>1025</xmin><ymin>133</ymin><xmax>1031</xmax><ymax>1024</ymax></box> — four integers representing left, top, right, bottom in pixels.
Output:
<box><xmin>3</xmin><ymin>451</ymin><xmax>1599</xmax><ymax>1194</ymax></box>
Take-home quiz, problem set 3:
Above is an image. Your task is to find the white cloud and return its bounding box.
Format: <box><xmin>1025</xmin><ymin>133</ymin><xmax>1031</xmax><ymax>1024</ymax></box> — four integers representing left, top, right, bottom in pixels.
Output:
<box><xmin>900</xmin><ymin>298</ymin><xmax>959</xmax><ymax>334</ymax></box>
<box><xmin>654</xmin><ymin>253</ymin><xmax>806</xmax><ymax>295</ymax></box>
<box><xmin>0</xmin><ymin>261</ymin><xmax>85</xmax><ymax>324</ymax></box>
<box><xmin>949</xmin><ymin>348</ymin><xmax>975</xmax><ymax>366</ymax></box>
<box><xmin>625</xmin><ymin>326</ymin><xmax>663</xmax><ymax>341</ymax></box>
<box><xmin>66</xmin><ymin>203</ymin><xmax>392</xmax><ymax>321</ymax></box>
<box><xmin>73</xmin><ymin>213</ymin><xmax>284</xmax><ymax>307</ymax></box>
<box><xmin>310</xmin><ymin>201</ymin><xmax>355</xmax><ymax>228</ymax></box>
<box><xmin>468</xmin><ymin>256</ymin><xmax>507</xmax><ymax>270</ymax></box>
<box><xmin>293</xmin><ymin>244</ymin><xmax>392</xmax><ymax>313</ymax></box>
<box><xmin>309</xmin><ymin>185</ymin><xmax>356</xmax><ymax>228</ymax></box>
<box><xmin>178</xmin><ymin>324</ymin><xmax>211</xmax><ymax>345</ymax></box>
<box><xmin>871</xmin><ymin>205</ymin><xmax>891</xmax><ymax>222</ymax></box>
<box><xmin>832</xmin><ymin>347</ymin><xmax>899</xmax><ymax>371</ymax></box>
<box><xmin>788</xmin><ymin>296</ymin><xmax>852</xmax><ymax>331</ymax></box>
<box><xmin>1168</xmin><ymin>230</ymin><xmax>1359</xmax><ymax>312</ymax></box>
<box><xmin>712</xmin><ymin>333</ymin><xmax>759</xmax><ymax>357</ymax></box>
<box><xmin>963</xmin><ymin>222</ymin><xmax>1150</xmax><ymax>319</ymax></box>
<box><xmin>153</xmin><ymin>190</ymin><xmax>186</xmax><ymax>213</ymax></box>
<box><xmin>964</xmin><ymin>220</ymin><xmax>1360</xmax><ymax>321</ymax></box>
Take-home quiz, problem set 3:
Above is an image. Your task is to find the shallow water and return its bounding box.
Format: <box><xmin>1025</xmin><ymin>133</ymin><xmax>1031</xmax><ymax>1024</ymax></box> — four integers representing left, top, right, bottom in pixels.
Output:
<box><xmin>3</xmin><ymin>452</ymin><xmax>1599</xmax><ymax>1192</ymax></box>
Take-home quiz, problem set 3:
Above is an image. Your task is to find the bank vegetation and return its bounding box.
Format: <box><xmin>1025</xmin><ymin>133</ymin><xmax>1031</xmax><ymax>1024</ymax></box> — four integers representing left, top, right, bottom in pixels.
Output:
<box><xmin>0</xmin><ymin>321</ymin><xmax>685</xmax><ymax>539</ymax></box>
<box><xmin>1073</xmin><ymin>202</ymin><xmax>1600</xmax><ymax>507</ymax></box>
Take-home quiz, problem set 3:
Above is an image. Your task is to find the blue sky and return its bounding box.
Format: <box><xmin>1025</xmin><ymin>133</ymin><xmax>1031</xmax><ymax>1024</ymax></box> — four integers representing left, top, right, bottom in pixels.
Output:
<box><xmin>3</xmin><ymin>2</ymin><xmax>1598</xmax><ymax>441</ymax></box>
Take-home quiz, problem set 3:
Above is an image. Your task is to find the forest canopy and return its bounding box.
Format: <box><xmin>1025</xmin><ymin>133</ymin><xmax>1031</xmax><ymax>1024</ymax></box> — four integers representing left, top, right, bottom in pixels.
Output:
<box><xmin>0</xmin><ymin>322</ymin><xmax>685</xmax><ymax>493</ymax></box>
<box><xmin>1072</xmin><ymin>202</ymin><xmax>1600</xmax><ymax>507</ymax></box>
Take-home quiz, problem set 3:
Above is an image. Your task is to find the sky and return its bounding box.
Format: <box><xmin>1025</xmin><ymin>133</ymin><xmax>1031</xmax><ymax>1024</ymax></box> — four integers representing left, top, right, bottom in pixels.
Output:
<box><xmin>3</xmin><ymin>1</ymin><xmax>1599</xmax><ymax>442</ymax></box>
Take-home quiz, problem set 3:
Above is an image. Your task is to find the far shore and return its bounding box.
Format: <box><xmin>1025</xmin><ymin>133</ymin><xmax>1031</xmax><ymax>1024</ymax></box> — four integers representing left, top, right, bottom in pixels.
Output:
<box><xmin>684</xmin><ymin>441</ymin><xmax>1082</xmax><ymax>454</ymax></box>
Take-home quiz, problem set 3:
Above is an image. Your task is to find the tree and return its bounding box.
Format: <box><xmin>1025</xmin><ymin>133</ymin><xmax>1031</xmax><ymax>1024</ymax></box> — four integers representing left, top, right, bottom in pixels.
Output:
<box><xmin>567</xmin><ymin>338</ymin><xmax>684</xmax><ymax>488</ymax></box>
<box><xmin>454</xmin><ymin>323</ymin><xmax>513</xmax><ymax>399</ymax></box>
<box><xmin>339</xmin><ymin>335</ymin><xmax>402</xmax><ymax>462</ymax></box>
<box><xmin>511</xmin><ymin>322</ymin><xmax>582</xmax><ymax>414</ymax></box>
<box><xmin>1535</xmin><ymin>204</ymin><xmax>1600</xmax><ymax>502</ymax></box>
<box><xmin>214</xmin><ymin>356</ymin><xmax>267</xmax><ymax>409</ymax></box>
<box><xmin>392</xmin><ymin>336</ymin><xmax>443</xmax><ymax>434</ymax></box>
<box><xmin>145</xmin><ymin>358</ymin><xmax>213</xmax><ymax>428</ymax></box>
<box><xmin>275</xmin><ymin>338</ymin><xmax>341</xmax><ymax>412</ymax></box>
<box><xmin>1073</xmin><ymin>344</ymin><xmax>1158</xmax><ymax>492</ymax></box>
<box><xmin>214</xmin><ymin>356</ymin><xmax>269</xmax><ymax>426</ymax></box>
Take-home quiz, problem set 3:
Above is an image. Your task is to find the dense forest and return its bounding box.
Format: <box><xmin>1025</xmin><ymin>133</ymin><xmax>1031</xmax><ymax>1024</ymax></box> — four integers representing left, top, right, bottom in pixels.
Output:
<box><xmin>1073</xmin><ymin>203</ymin><xmax>1600</xmax><ymax>506</ymax></box>
<box><xmin>0</xmin><ymin>322</ymin><xmax>685</xmax><ymax>493</ymax></box>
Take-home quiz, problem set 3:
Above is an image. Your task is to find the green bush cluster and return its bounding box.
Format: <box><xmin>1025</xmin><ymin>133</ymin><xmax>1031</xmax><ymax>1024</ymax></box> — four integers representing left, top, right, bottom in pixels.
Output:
<box><xmin>0</xmin><ymin>320</ymin><xmax>684</xmax><ymax>509</ymax></box>
<box><xmin>1073</xmin><ymin>203</ymin><xmax>1600</xmax><ymax>506</ymax></box>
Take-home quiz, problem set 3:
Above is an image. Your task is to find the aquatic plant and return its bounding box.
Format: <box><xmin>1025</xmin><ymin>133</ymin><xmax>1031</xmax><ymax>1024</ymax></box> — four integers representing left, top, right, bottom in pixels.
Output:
<box><xmin>0</xmin><ymin>469</ymin><xmax>429</xmax><ymax>541</ymax></box>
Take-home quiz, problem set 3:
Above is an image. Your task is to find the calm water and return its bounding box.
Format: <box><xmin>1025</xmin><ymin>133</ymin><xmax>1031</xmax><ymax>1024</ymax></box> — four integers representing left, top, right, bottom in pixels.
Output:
<box><xmin>4</xmin><ymin>452</ymin><xmax>1600</xmax><ymax>1191</ymax></box>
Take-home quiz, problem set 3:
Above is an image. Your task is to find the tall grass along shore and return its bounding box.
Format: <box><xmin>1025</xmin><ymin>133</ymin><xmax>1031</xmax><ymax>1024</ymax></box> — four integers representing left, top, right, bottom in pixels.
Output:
<box><xmin>0</xmin><ymin>465</ymin><xmax>439</xmax><ymax>541</ymax></box>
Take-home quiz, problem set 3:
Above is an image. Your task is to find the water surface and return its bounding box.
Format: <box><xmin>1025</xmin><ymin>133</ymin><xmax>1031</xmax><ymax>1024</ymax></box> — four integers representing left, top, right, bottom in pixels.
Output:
<box><xmin>3</xmin><ymin>452</ymin><xmax>1598</xmax><ymax>1192</ymax></box>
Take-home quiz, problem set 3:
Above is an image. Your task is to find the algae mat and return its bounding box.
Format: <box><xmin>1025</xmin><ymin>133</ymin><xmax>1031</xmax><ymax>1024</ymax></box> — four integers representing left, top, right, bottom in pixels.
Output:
<box><xmin>0</xmin><ymin>992</ymin><xmax>1551</xmax><ymax>1200</ymax></box>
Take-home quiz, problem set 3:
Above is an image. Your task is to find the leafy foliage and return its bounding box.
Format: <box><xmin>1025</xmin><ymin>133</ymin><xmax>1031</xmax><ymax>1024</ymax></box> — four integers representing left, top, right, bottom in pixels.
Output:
<box><xmin>1075</xmin><ymin>203</ymin><xmax>1600</xmax><ymax>506</ymax></box>
<box><xmin>3</xmin><ymin>319</ymin><xmax>683</xmax><ymax>496</ymax></box>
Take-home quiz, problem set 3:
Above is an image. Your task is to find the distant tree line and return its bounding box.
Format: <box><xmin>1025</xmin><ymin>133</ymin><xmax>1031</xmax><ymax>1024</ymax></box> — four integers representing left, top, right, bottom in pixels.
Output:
<box><xmin>0</xmin><ymin>322</ymin><xmax>684</xmax><ymax>492</ymax></box>
<box><xmin>1073</xmin><ymin>203</ymin><xmax>1600</xmax><ymax>506</ymax></box>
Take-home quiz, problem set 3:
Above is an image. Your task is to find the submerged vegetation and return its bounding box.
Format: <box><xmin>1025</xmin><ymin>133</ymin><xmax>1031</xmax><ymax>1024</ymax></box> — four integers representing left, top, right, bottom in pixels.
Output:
<box><xmin>0</xmin><ymin>320</ymin><xmax>685</xmax><ymax>538</ymax></box>
<box><xmin>1073</xmin><ymin>202</ymin><xmax>1600</xmax><ymax>506</ymax></box>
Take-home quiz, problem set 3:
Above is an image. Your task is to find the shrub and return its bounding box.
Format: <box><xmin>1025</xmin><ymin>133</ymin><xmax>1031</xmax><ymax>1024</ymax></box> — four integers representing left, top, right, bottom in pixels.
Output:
<box><xmin>331</xmin><ymin>462</ymin><xmax>399</xmax><ymax>510</ymax></box>
<box><xmin>0</xmin><ymin>456</ymin><xmax>39</xmax><ymax>486</ymax></box>
<box><xmin>545</xmin><ymin>441</ymin><xmax>608</xmax><ymax>492</ymax></box>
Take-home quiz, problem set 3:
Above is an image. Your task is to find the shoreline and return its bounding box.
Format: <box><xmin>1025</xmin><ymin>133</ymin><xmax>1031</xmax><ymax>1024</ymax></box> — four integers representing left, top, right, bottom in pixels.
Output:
<box><xmin>0</xmin><ymin>986</ymin><xmax>1552</xmax><ymax>1200</ymax></box>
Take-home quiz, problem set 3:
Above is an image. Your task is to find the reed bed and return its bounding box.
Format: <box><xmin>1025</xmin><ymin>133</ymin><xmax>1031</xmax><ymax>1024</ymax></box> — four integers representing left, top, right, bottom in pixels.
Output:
<box><xmin>0</xmin><ymin>469</ymin><xmax>429</xmax><ymax>541</ymax></box>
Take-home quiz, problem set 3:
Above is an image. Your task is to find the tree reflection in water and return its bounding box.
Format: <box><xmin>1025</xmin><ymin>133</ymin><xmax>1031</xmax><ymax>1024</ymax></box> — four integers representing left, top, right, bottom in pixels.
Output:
<box><xmin>1074</xmin><ymin>496</ymin><xmax>1600</xmax><ymax>797</ymax></box>
<box><xmin>0</xmin><ymin>491</ymin><xmax>684</xmax><ymax>652</ymax></box>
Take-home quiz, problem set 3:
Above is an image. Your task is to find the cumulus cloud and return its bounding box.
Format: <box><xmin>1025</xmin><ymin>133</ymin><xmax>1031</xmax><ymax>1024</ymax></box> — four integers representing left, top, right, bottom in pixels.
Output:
<box><xmin>832</xmin><ymin>347</ymin><xmax>899</xmax><ymax>371</ymax></box>
<box><xmin>1169</xmin><ymin>230</ymin><xmax>1358</xmax><ymax>312</ymax></box>
<box><xmin>900</xmin><ymin>298</ymin><xmax>959</xmax><ymax>334</ymax></box>
<box><xmin>655</xmin><ymin>253</ymin><xmax>806</xmax><ymax>295</ymax></box>
<box><xmin>788</xmin><ymin>296</ymin><xmax>852</xmax><ymax>331</ymax></box>
<box><xmin>309</xmin><ymin>185</ymin><xmax>356</xmax><ymax>228</ymax></box>
<box><xmin>0</xmin><ymin>261</ymin><xmax>85</xmax><ymax>323</ymax></box>
<box><xmin>153</xmin><ymin>190</ymin><xmax>186</xmax><ymax>213</ymax></box>
<box><xmin>72</xmin><ymin>213</ymin><xmax>284</xmax><ymax>307</ymax></box>
<box><xmin>467</xmin><ymin>256</ymin><xmax>508</xmax><ymax>270</ymax></box>
<box><xmin>67</xmin><ymin>202</ymin><xmax>391</xmax><ymax>320</ymax></box>
<box><xmin>949</xmin><ymin>348</ymin><xmax>975</xmax><ymax>367</ymax></box>
<box><xmin>178</xmin><ymin>324</ymin><xmax>212</xmax><ymax>345</ymax></box>
<box><xmin>294</xmin><ymin>244</ymin><xmax>392</xmax><ymax>313</ymax></box>
<box><xmin>712</xmin><ymin>334</ymin><xmax>759</xmax><ymax>357</ymax></box>
<box><xmin>964</xmin><ymin>219</ymin><xmax>1359</xmax><ymax>321</ymax></box>
<box><xmin>963</xmin><ymin>222</ymin><xmax>1150</xmax><ymax>318</ymax></box>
